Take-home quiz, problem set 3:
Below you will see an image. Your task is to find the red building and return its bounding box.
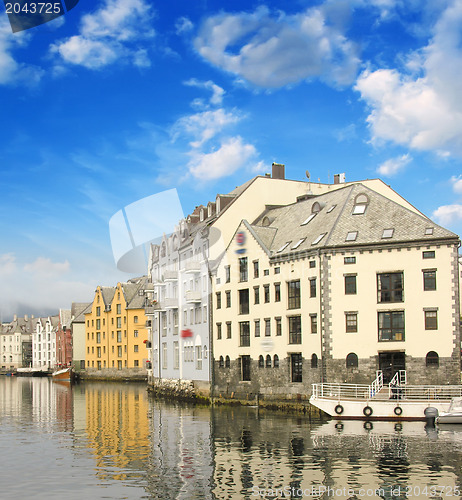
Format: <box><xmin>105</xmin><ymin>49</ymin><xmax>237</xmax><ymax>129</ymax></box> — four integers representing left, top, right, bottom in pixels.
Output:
<box><xmin>56</xmin><ymin>309</ymin><xmax>72</xmax><ymax>367</ymax></box>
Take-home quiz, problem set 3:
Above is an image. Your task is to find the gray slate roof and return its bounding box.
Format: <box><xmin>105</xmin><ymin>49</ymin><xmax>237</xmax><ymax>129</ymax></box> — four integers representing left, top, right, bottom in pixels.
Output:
<box><xmin>71</xmin><ymin>302</ymin><xmax>92</xmax><ymax>323</ymax></box>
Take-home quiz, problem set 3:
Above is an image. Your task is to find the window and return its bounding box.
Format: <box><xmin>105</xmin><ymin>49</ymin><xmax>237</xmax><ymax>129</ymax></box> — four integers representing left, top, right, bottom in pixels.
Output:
<box><xmin>273</xmin><ymin>354</ymin><xmax>279</xmax><ymax>368</ymax></box>
<box><xmin>301</xmin><ymin>213</ymin><xmax>316</xmax><ymax>225</ymax></box>
<box><xmin>226</xmin><ymin>291</ymin><xmax>231</xmax><ymax>308</ymax></box>
<box><xmin>253</xmin><ymin>261</ymin><xmax>259</xmax><ymax>278</ymax></box>
<box><xmin>134</xmin><ymin>345</ymin><xmax>139</xmax><ymax>352</ymax></box>
<box><xmin>217</xmin><ymin>323</ymin><xmax>222</xmax><ymax>340</ymax></box>
<box><xmin>225</xmin><ymin>355</ymin><xmax>230</xmax><ymax>368</ymax></box>
<box><xmin>203</xmin><ymin>305</ymin><xmax>207</xmax><ymax>322</ymax></box>
<box><xmin>117</xmin><ymin>304</ymin><xmax>121</xmax><ymax>314</ymax></box>
<box><xmin>423</xmin><ymin>251</ymin><xmax>435</xmax><ymax>259</ymax></box>
<box><xmin>312</xmin><ymin>233</ymin><xmax>327</xmax><ymax>245</ymax></box>
<box><xmin>309</xmin><ymin>278</ymin><xmax>316</xmax><ymax>298</ymax></box>
<box><xmin>216</xmin><ymin>292</ymin><xmax>221</xmax><ymax>309</ymax></box>
<box><xmin>344</xmin><ymin>256</ymin><xmax>356</xmax><ymax>264</ymax></box>
<box><xmin>288</xmin><ymin>280</ymin><xmax>301</xmax><ymax>309</ymax></box>
<box><xmin>97</xmin><ymin>347</ymin><xmax>101</xmax><ymax>358</ymax></box>
<box><xmin>96</xmin><ymin>306</ymin><xmax>100</xmax><ymax>316</ymax></box>
<box><xmin>425</xmin><ymin>310</ymin><xmax>438</xmax><ymax>330</ymax></box>
<box><xmin>344</xmin><ymin>275</ymin><xmax>357</xmax><ymax>295</ymax></box>
<box><xmin>382</xmin><ymin>228</ymin><xmax>394</xmax><ymax>239</ymax></box>
<box><xmin>118</xmin><ymin>346</ymin><xmax>122</xmax><ymax>357</ymax></box>
<box><xmin>309</xmin><ymin>260</ymin><xmax>316</xmax><ymax>268</ymax></box>
<box><xmin>117</xmin><ymin>331</ymin><xmax>122</xmax><ymax>342</ymax></box>
<box><xmin>259</xmin><ymin>355</ymin><xmax>264</xmax><ymax>368</ymax></box>
<box><xmin>241</xmin><ymin>355</ymin><xmax>251</xmax><ymax>381</ymax></box>
<box><xmin>310</xmin><ymin>314</ymin><xmax>317</xmax><ymax>334</ymax></box>
<box><xmin>239</xmin><ymin>321</ymin><xmax>250</xmax><ymax>347</ymax></box>
<box><xmin>117</xmin><ymin>317</ymin><xmax>122</xmax><ymax>328</ymax></box>
<box><xmin>264</xmin><ymin>285</ymin><xmax>270</xmax><ymax>303</ymax></box>
<box><xmin>219</xmin><ymin>356</ymin><xmax>224</xmax><ymax>368</ymax></box>
<box><xmin>225</xmin><ymin>266</ymin><xmax>231</xmax><ymax>283</ymax></box>
<box><xmin>255</xmin><ymin>320</ymin><xmax>260</xmax><ymax>337</ymax></box>
<box><xmin>311</xmin><ymin>353</ymin><xmax>318</xmax><ymax>368</ymax></box>
<box><xmin>274</xmin><ymin>283</ymin><xmax>281</xmax><ymax>302</ymax></box>
<box><xmin>425</xmin><ymin>228</ymin><xmax>434</xmax><ymax>235</ymax></box>
<box><xmin>289</xmin><ymin>316</ymin><xmax>301</xmax><ymax>344</ymax></box>
<box><xmin>426</xmin><ymin>351</ymin><xmax>439</xmax><ymax>367</ymax></box>
<box><xmin>173</xmin><ymin>342</ymin><xmax>179</xmax><ymax>369</ymax></box>
<box><xmin>353</xmin><ymin>204</ymin><xmax>366</xmax><ymax>214</ymax></box>
<box><xmin>277</xmin><ymin>242</ymin><xmax>291</xmax><ymax>252</ymax></box>
<box><xmin>345</xmin><ymin>313</ymin><xmax>358</xmax><ymax>333</ymax></box>
<box><xmin>377</xmin><ymin>272</ymin><xmax>403</xmax><ymax>302</ymax></box>
<box><xmin>264</xmin><ymin>269</ymin><xmax>269</xmax><ymax>276</ymax></box>
<box><xmin>226</xmin><ymin>322</ymin><xmax>232</xmax><ymax>339</ymax></box>
<box><xmin>162</xmin><ymin>343</ymin><xmax>167</xmax><ymax>369</ymax></box>
<box><xmin>423</xmin><ymin>270</ymin><xmax>436</xmax><ymax>291</ymax></box>
<box><xmin>254</xmin><ymin>286</ymin><xmax>260</xmax><ymax>304</ymax></box>
<box><xmin>274</xmin><ymin>267</ymin><xmax>280</xmax><ymax>274</ymax></box>
<box><xmin>96</xmin><ymin>332</ymin><xmax>101</xmax><ymax>343</ymax></box>
<box><xmin>346</xmin><ymin>353</ymin><xmax>358</xmax><ymax>368</ymax></box>
<box><xmin>239</xmin><ymin>257</ymin><xmax>248</xmax><ymax>282</ymax></box>
<box><xmin>266</xmin><ymin>355</ymin><xmax>272</xmax><ymax>368</ymax></box>
<box><xmin>275</xmin><ymin>317</ymin><xmax>282</xmax><ymax>336</ymax></box>
<box><xmin>346</xmin><ymin>231</ymin><xmax>358</xmax><ymax>242</ymax></box>
<box><xmin>327</xmin><ymin>205</ymin><xmax>336</xmax><ymax>213</ymax></box>
<box><xmin>196</xmin><ymin>346</ymin><xmax>202</xmax><ymax>370</ymax></box>
<box><xmin>265</xmin><ymin>318</ymin><xmax>271</xmax><ymax>337</ymax></box>
<box><xmin>292</xmin><ymin>238</ymin><xmax>306</xmax><ymax>249</ymax></box>
<box><xmin>239</xmin><ymin>289</ymin><xmax>250</xmax><ymax>314</ymax></box>
<box><xmin>291</xmin><ymin>354</ymin><xmax>303</xmax><ymax>382</ymax></box>
<box><xmin>378</xmin><ymin>311</ymin><xmax>405</xmax><ymax>341</ymax></box>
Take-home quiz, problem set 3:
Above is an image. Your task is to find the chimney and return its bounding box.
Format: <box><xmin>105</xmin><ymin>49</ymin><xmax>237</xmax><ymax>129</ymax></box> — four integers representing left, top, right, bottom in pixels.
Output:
<box><xmin>334</xmin><ymin>173</ymin><xmax>345</xmax><ymax>184</ymax></box>
<box><xmin>24</xmin><ymin>314</ymin><xmax>28</xmax><ymax>321</ymax></box>
<box><xmin>272</xmin><ymin>163</ymin><xmax>285</xmax><ymax>180</ymax></box>
<box><xmin>13</xmin><ymin>314</ymin><xmax>17</xmax><ymax>321</ymax></box>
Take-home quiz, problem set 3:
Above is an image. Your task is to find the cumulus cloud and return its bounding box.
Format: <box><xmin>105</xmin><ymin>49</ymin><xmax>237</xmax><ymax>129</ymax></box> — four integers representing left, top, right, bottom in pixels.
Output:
<box><xmin>184</xmin><ymin>78</ymin><xmax>225</xmax><ymax>106</ymax></box>
<box><xmin>194</xmin><ymin>5</ymin><xmax>360</xmax><ymax>88</ymax></box>
<box><xmin>355</xmin><ymin>0</ymin><xmax>462</xmax><ymax>156</ymax></box>
<box><xmin>175</xmin><ymin>16</ymin><xmax>193</xmax><ymax>34</ymax></box>
<box><xmin>377</xmin><ymin>153</ymin><xmax>412</xmax><ymax>177</ymax></box>
<box><xmin>0</xmin><ymin>18</ymin><xmax>43</xmax><ymax>85</ymax></box>
<box><xmin>50</xmin><ymin>0</ymin><xmax>155</xmax><ymax>69</ymax></box>
<box><xmin>24</xmin><ymin>257</ymin><xmax>70</xmax><ymax>275</ymax></box>
<box><xmin>432</xmin><ymin>204</ymin><xmax>462</xmax><ymax>226</ymax></box>
<box><xmin>451</xmin><ymin>175</ymin><xmax>462</xmax><ymax>195</ymax></box>
<box><xmin>187</xmin><ymin>136</ymin><xmax>258</xmax><ymax>181</ymax></box>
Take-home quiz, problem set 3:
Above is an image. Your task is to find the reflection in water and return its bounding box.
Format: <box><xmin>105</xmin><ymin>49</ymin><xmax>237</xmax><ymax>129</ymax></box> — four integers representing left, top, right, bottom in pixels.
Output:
<box><xmin>1</xmin><ymin>378</ymin><xmax>462</xmax><ymax>499</ymax></box>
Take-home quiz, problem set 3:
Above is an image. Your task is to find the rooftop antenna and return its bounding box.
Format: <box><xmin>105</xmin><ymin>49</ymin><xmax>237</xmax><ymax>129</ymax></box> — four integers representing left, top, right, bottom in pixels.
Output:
<box><xmin>305</xmin><ymin>170</ymin><xmax>313</xmax><ymax>195</ymax></box>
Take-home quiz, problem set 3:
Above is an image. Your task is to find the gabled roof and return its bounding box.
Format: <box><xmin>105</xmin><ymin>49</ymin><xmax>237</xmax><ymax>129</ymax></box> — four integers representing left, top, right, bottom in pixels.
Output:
<box><xmin>250</xmin><ymin>183</ymin><xmax>458</xmax><ymax>258</ymax></box>
<box><xmin>71</xmin><ymin>302</ymin><xmax>92</xmax><ymax>323</ymax></box>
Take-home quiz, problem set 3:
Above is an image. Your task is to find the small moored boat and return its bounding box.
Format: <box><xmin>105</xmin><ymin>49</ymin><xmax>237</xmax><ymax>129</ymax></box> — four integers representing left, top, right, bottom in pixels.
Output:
<box><xmin>310</xmin><ymin>370</ymin><xmax>462</xmax><ymax>421</ymax></box>
<box><xmin>52</xmin><ymin>367</ymin><xmax>75</xmax><ymax>383</ymax></box>
<box><xmin>436</xmin><ymin>398</ymin><xmax>462</xmax><ymax>424</ymax></box>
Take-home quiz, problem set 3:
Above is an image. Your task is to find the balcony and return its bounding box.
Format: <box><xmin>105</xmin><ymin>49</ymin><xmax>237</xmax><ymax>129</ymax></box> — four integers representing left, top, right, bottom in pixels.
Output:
<box><xmin>144</xmin><ymin>302</ymin><xmax>163</xmax><ymax>315</ymax></box>
<box><xmin>163</xmin><ymin>270</ymin><xmax>178</xmax><ymax>281</ymax></box>
<box><xmin>163</xmin><ymin>298</ymin><xmax>179</xmax><ymax>309</ymax></box>
<box><xmin>185</xmin><ymin>290</ymin><xmax>201</xmax><ymax>303</ymax></box>
<box><xmin>183</xmin><ymin>261</ymin><xmax>201</xmax><ymax>274</ymax></box>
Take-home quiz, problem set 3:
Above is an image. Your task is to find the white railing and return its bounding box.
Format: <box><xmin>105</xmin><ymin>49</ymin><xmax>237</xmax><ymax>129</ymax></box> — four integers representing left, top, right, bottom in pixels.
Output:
<box><xmin>312</xmin><ymin>383</ymin><xmax>462</xmax><ymax>401</ymax></box>
<box><xmin>370</xmin><ymin>371</ymin><xmax>383</xmax><ymax>397</ymax></box>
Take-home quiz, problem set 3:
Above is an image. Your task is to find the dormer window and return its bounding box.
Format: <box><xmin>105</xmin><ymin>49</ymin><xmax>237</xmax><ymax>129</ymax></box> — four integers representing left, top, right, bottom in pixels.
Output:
<box><xmin>301</xmin><ymin>213</ymin><xmax>316</xmax><ymax>226</ymax></box>
<box><xmin>200</xmin><ymin>209</ymin><xmax>205</xmax><ymax>222</ymax></box>
<box><xmin>312</xmin><ymin>202</ymin><xmax>321</xmax><ymax>213</ymax></box>
<box><xmin>352</xmin><ymin>193</ymin><xmax>369</xmax><ymax>215</ymax></box>
<box><xmin>292</xmin><ymin>238</ymin><xmax>306</xmax><ymax>249</ymax></box>
<box><xmin>312</xmin><ymin>233</ymin><xmax>327</xmax><ymax>245</ymax></box>
<box><xmin>382</xmin><ymin>228</ymin><xmax>394</xmax><ymax>239</ymax></box>
<box><xmin>345</xmin><ymin>231</ymin><xmax>358</xmax><ymax>242</ymax></box>
<box><xmin>425</xmin><ymin>227</ymin><xmax>434</xmax><ymax>235</ymax></box>
<box><xmin>277</xmin><ymin>242</ymin><xmax>291</xmax><ymax>253</ymax></box>
<box><xmin>327</xmin><ymin>205</ymin><xmax>336</xmax><ymax>213</ymax></box>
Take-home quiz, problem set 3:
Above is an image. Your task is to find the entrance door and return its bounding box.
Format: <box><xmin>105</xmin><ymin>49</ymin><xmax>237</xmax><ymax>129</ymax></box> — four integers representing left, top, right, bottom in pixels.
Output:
<box><xmin>241</xmin><ymin>355</ymin><xmax>251</xmax><ymax>381</ymax></box>
<box><xmin>379</xmin><ymin>352</ymin><xmax>405</xmax><ymax>383</ymax></box>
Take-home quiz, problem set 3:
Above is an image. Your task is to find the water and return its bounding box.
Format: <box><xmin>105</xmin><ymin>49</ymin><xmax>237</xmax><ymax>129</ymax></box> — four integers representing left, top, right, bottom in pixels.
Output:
<box><xmin>1</xmin><ymin>378</ymin><xmax>461</xmax><ymax>499</ymax></box>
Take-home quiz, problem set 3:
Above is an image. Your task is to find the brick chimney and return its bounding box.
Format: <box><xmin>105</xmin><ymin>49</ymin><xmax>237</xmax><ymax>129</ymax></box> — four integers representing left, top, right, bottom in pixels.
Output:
<box><xmin>272</xmin><ymin>163</ymin><xmax>285</xmax><ymax>180</ymax></box>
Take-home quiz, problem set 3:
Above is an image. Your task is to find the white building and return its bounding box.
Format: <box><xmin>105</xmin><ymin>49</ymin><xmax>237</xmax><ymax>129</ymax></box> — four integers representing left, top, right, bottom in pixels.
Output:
<box><xmin>0</xmin><ymin>314</ymin><xmax>33</xmax><ymax>369</ymax></box>
<box><xmin>33</xmin><ymin>316</ymin><xmax>58</xmax><ymax>369</ymax></box>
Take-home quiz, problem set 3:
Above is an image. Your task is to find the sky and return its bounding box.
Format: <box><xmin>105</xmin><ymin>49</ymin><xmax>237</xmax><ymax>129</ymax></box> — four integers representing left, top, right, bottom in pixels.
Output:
<box><xmin>1</xmin><ymin>0</ymin><xmax>462</xmax><ymax>320</ymax></box>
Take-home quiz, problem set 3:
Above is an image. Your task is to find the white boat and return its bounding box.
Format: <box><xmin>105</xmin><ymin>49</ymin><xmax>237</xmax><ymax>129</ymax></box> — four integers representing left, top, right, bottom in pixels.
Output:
<box><xmin>310</xmin><ymin>370</ymin><xmax>462</xmax><ymax>421</ymax></box>
<box><xmin>52</xmin><ymin>367</ymin><xmax>75</xmax><ymax>383</ymax></box>
<box><xmin>436</xmin><ymin>398</ymin><xmax>462</xmax><ymax>424</ymax></box>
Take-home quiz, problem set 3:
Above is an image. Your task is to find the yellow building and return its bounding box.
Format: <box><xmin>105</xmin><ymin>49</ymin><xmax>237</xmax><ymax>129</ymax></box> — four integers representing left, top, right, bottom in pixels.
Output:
<box><xmin>85</xmin><ymin>277</ymin><xmax>149</xmax><ymax>374</ymax></box>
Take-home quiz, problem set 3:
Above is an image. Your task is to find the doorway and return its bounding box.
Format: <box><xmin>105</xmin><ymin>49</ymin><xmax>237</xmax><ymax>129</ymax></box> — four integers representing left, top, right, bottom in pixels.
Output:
<box><xmin>379</xmin><ymin>352</ymin><xmax>405</xmax><ymax>383</ymax></box>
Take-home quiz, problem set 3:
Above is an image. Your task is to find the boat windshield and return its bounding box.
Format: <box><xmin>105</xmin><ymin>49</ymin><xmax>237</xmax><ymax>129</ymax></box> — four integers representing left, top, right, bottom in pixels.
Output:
<box><xmin>448</xmin><ymin>398</ymin><xmax>462</xmax><ymax>412</ymax></box>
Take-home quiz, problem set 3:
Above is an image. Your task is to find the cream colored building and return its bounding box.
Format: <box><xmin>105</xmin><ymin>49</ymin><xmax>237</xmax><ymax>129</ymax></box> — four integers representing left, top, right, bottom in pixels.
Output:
<box><xmin>213</xmin><ymin>181</ymin><xmax>460</xmax><ymax>400</ymax></box>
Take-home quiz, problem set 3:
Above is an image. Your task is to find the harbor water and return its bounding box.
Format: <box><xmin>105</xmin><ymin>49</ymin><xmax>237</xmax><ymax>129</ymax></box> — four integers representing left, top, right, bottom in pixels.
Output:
<box><xmin>1</xmin><ymin>377</ymin><xmax>461</xmax><ymax>499</ymax></box>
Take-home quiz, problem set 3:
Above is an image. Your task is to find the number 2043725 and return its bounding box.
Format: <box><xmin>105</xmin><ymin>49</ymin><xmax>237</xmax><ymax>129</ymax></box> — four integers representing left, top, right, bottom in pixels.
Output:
<box><xmin>5</xmin><ymin>3</ymin><xmax>62</xmax><ymax>14</ymax></box>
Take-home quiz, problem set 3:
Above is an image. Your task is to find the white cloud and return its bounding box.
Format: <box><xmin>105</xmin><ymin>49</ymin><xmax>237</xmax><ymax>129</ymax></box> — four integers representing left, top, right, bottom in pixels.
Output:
<box><xmin>194</xmin><ymin>5</ymin><xmax>360</xmax><ymax>88</ymax></box>
<box><xmin>377</xmin><ymin>153</ymin><xmax>412</xmax><ymax>177</ymax></box>
<box><xmin>175</xmin><ymin>17</ymin><xmax>193</xmax><ymax>34</ymax></box>
<box><xmin>0</xmin><ymin>253</ymin><xmax>16</xmax><ymax>275</ymax></box>
<box><xmin>0</xmin><ymin>18</ymin><xmax>43</xmax><ymax>85</ymax></box>
<box><xmin>173</xmin><ymin>108</ymin><xmax>240</xmax><ymax>148</ymax></box>
<box><xmin>432</xmin><ymin>204</ymin><xmax>462</xmax><ymax>226</ymax></box>
<box><xmin>451</xmin><ymin>175</ymin><xmax>462</xmax><ymax>195</ymax></box>
<box><xmin>184</xmin><ymin>78</ymin><xmax>225</xmax><ymax>106</ymax></box>
<box><xmin>187</xmin><ymin>136</ymin><xmax>258</xmax><ymax>181</ymax></box>
<box><xmin>24</xmin><ymin>257</ymin><xmax>70</xmax><ymax>275</ymax></box>
<box><xmin>355</xmin><ymin>0</ymin><xmax>462</xmax><ymax>156</ymax></box>
<box><xmin>50</xmin><ymin>0</ymin><xmax>155</xmax><ymax>69</ymax></box>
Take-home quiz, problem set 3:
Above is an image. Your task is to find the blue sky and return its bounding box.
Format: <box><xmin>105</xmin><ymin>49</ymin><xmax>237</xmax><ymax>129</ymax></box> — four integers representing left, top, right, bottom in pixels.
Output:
<box><xmin>1</xmin><ymin>0</ymin><xmax>462</xmax><ymax>319</ymax></box>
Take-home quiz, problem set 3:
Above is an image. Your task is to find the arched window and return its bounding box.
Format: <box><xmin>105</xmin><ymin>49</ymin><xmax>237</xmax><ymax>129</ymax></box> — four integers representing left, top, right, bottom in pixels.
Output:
<box><xmin>352</xmin><ymin>193</ymin><xmax>369</xmax><ymax>215</ymax></box>
<box><xmin>426</xmin><ymin>351</ymin><xmax>439</xmax><ymax>367</ymax></box>
<box><xmin>346</xmin><ymin>352</ymin><xmax>358</xmax><ymax>368</ymax></box>
<box><xmin>273</xmin><ymin>354</ymin><xmax>279</xmax><ymax>368</ymax></box>
<box><xmin>203</xmin><ymin>345</ymin><xmax>207</xmax><ymax>359</ymax></box>
<box><xmin>219</xmin><ymin>356</ymin><xmax>224</xmax><ymax>368</ymax></box>
<box><xmin>266</xmin><ymin>355</ymin><xmax>272</xmax><ymax>368</ymax></box>
<box><xmin>225</xmin><ymin>355</ymin><xmax>230</xmax><ymax>368</ymax></box>
<box><xmin>311</xmin><ymin>353</ymin><xmax>318</xmax><ymax>368</ymax></box>
<box><xmin>258</xmin><ymin>355</ymin><xmax>264</xmax><ymax>368</ymax></box>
